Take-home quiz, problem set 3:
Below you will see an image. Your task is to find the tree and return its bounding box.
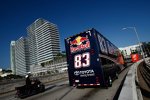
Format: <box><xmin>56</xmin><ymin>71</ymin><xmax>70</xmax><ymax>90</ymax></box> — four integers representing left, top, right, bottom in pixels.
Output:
<box><xmin>2</xmin><ymin>69</ymin><xmax>12</xmax><ymax>73</ymax></box>
<box><xmin>54</xmin><ymin>52</ymin><xmax>66</xmax><ymax>60</ymax></box>
<box><xmin>142</xmin><ymin>42</ymin><xmax>150</xmax><ymax>57</ymax></box>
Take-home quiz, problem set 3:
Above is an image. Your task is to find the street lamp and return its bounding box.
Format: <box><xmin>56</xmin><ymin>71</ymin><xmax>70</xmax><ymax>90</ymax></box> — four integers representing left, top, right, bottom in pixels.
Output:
<box><xmin>122</xmin><ymin>27</ymin><xmax>145</xmax><ymax>58</ymax></box>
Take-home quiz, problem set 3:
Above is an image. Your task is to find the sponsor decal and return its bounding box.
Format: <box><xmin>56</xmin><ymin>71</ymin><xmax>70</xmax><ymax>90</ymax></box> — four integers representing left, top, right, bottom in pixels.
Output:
<box><xmin>97</xmin><ymin>35</ymin><xmax>108</xmax><ymax>54</ymax></box>
<box><xmin>131</xmin><ymin>54</ymin><xmax>139</xmax><ymax>62</ymax></box>
<box><xmin>70</xmin><ymin>36</ymin><xmax>90</xmax><ymax>53</ymax></box>
<box><xmin>74</xmin><ymin>69</ymin><xmax>95</xmax><ymax>77</ymax></box>
<box><xmin>97</xmin><ymin>34</ymin><xmax>118</xmax><ymax>56</ymax></box>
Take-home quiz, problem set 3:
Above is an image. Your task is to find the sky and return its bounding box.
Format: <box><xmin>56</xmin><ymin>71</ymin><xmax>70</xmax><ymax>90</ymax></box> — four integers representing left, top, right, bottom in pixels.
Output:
<box><xmin>0</xmin><ymin>0</ymin><xmax>150</xmax><ymax>69</ymax></box>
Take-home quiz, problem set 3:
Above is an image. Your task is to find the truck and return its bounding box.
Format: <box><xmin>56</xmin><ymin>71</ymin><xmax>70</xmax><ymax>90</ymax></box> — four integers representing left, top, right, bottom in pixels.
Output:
<box><xmin>64</xmin><ymin>28</ymin><xmax>125</xmax><ymax>87</ymax></box>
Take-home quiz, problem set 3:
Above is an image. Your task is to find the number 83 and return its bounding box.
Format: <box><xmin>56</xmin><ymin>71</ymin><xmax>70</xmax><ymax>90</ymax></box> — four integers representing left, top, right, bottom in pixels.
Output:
<box><xmin>74</xmin><ymin>52</ymin><xmax>90</xmax><ymax>68</ymax></box>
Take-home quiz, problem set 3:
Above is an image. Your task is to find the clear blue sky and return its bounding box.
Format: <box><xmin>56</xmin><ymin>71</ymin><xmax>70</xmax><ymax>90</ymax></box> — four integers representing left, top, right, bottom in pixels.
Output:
<box><xmin>0</xmin><ymin>0</ymin><xmax>150</xmax><ymax>69</ymax></box>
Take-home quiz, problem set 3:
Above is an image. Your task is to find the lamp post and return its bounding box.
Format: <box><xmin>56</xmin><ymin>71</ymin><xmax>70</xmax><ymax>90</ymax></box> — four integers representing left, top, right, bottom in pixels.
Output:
<box><xmin>122</xmin><ymin>27</ymin><xmax>145</xmax><ymax>58</ymax></box>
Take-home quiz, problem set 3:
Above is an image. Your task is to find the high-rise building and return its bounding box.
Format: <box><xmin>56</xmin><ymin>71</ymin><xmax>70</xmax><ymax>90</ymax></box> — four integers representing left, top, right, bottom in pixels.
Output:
<box><xmin>10</xmin><ymin>18</ymin><xmax>61</xmax><ymax>76</ymax></box>
<box><xmin>15</xmin><ymin>37</ymin><xmax>30</xmax><ymax>76</ymax></box>
<box><xmin>10</xmin><ymin>41</ymin><xmax>16</xmax><ymax>74</ymax></box>
<box><xmin>27</xmin><ymin>18</ymin><xmax>61</xmax><ymax>66</ymax></box>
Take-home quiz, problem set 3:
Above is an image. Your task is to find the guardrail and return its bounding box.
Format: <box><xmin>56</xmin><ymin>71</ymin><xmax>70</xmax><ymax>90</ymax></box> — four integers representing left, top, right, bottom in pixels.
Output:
<box><xmin>118</xmin><ymin>60</ymin><xmax>143</xmax><ymax>100</ymax></box>
<box><xmin>137</xmin><ymin>58</ymin><xmax>150</xmax><ymax>98</ymax></box>
<box><xmin>139</xmin><ymin>58</ymin><xmax>150</xmax><ymax>88</ymax></box>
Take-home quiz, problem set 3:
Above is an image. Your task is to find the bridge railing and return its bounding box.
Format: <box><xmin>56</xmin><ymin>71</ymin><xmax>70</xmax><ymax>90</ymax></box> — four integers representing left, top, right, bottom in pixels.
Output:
<box><xmin>137</xmin><ymin>58</ymin><xmax>150</xmax><ymax>98</ymax></box>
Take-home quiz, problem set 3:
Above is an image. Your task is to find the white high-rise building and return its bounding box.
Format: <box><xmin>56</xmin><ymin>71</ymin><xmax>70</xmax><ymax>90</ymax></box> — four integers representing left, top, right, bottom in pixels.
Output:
<box><xmin>27</xmin><ymin>18</ymin><xmax>61</xmax><ymax>66</ymax></box>
<box><xmin>15</xmin><ymin>37</ymin><xmax>30</xmax><ymax>76</ymax></box>
<box><xmin>10</xmin><ymin>18</ymin><xmax>61</xmax><ymax>76</ymax></box>
<box><xmin>10</xmin><ymin>41</ymin><xmax>16</xmax><ymax>74</ymax></box>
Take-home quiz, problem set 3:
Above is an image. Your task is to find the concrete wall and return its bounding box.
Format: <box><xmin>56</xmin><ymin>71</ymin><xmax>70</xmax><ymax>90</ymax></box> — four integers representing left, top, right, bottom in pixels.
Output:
<box><xmin>0</xmin><ymin>80</ymin><xmax>25</xmax><ymax>94</ymax></box>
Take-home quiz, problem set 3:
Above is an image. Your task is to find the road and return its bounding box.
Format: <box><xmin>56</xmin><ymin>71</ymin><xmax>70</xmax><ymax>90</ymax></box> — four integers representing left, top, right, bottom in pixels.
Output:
<box><xmin>0</xmin><ymin>65</ymin><xmax>131</xmax><ymax>100</ymax></box>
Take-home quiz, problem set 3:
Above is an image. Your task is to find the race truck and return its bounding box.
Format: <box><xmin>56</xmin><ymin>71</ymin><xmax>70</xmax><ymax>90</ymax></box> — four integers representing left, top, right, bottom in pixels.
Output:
<box><xmin>64</xmin><ymin>28</ymin><xmax>125</xmax><ymax>87</ymax></box>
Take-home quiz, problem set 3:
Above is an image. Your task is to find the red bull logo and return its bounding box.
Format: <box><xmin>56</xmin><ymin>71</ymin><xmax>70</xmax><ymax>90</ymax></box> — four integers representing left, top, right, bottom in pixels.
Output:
<box><xmin>70</xmin><ymin>36</ymin><xmax>90</xmax><ymax>53</ymax></box>
<box><xmin>70</xmin><ymin>36</ymin><xmax>88</xmax><ymax>46</ymax></box>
